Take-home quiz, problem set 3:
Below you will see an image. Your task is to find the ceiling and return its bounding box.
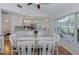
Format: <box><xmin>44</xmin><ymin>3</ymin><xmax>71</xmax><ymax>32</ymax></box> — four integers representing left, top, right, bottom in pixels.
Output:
<box><xmin>1</xmin><ymin>3</ymin><xmax>79</xmax><ymax>18</ymax></box>
<box><xmin>24</xmin><ymin>3</ymin><xmax>76</xmax><ymax>16</ymax></box>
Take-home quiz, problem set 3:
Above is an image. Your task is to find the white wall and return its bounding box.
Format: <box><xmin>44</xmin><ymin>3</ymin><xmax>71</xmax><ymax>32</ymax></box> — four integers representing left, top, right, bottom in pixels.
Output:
<box><xmin>48</xmin><ymin>19</ymin><xmax>55</xmax><ymax>37</ymax></box>
<box><xmin>11</xmin><ymin>14</ymin><xmax>23</xmax><ymax>32</ymax></box>
<box><xmin>0</xmin><ymin>9</ymin><xmax>2</xmax><ymax>52</ymax></box>
<box><xmin>0</xmin><ymin>9</ymin><xmax>1</xmax><ymax>35</ymax></box>
<box><xmin>2</xmin><ymin>13</ymin><xmax>12</xmax><ymax>35</ymax></box>
<box><xmin>0</xmin><ymin>9</ymin><xmax>4</xmax><ymax>53</ymax></box>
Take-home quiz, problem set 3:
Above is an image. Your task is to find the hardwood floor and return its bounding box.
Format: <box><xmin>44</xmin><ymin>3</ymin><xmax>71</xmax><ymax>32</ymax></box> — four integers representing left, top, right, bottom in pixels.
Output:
<box><xmin>58</xmin><ymin>46</ymin><xmax>72</xmax><ymax>55</ymax></box>
<box><xmin>4</xmin><ymin>35</ymin><xmax>12</xmax><ymax>55</ymax></box>
<box><xmin>3</xmin><ymin>35</ymin><xmax>72</xmax><ymax>55</ymax></box>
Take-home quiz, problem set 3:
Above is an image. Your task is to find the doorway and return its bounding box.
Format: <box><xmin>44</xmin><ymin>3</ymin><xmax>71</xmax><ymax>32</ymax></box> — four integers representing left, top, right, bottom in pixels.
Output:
<box><xmin>2</xmin><ymin>12</ymin><xmax>12</xmax><ymax>55</ymax></box>
<box><xmin>2</xmin><ymin>13</ymin><xmax>11</xmax><ymax>35</ymax></box>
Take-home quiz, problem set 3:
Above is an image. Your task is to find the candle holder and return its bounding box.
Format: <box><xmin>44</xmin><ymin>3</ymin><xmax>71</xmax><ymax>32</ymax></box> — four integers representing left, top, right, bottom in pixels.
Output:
<box><xmin>34</xmin><ymin>30</ymin><xmax>38</xmax><ymax>38</ymax></box>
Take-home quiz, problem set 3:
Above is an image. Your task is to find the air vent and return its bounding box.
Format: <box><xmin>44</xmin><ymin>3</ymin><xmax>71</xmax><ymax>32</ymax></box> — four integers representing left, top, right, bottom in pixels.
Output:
<box><xmin>2</xmin><ymin>11</ymin><xmax>9</xmax><ymax>14</ymax></box>
<box><xmin>17</xmin><ymin>4</ymin><xmax>22</xmax><ymax>8</ymax></box>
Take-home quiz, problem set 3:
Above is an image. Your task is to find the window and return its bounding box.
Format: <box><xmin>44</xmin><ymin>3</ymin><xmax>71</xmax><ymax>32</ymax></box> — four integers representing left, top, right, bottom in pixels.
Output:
<box><xmin>58</xmin><ymin>16</ymin><xmax>69</xmax><ymax>35</ymax></box>
<box><xmin>57</xmin><ymin>14</ymin><xmax>76</xmax><ymax>38</ymax></box>
<box><xmin>77</xmin><ymin>13</ymin><xmax>79</xmax><ymax>42</ymax></box>
<box><xmin>77</xmin><ymin>13</ymin><xmax>79</xmax><ymax>27</ymax></box>
<box><xmin>68</xmin><ymin>14</ymin><xmax>76</xmax><ymax>36</ymax></box>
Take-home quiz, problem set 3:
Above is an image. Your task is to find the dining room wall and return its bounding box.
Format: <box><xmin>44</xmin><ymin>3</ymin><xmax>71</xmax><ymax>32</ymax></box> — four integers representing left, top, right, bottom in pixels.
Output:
<box><xmin>0</xmin><ymin>9</ymin><xmax>2</xmax><ymax>36</ymax></box>
<box><xmin>11</xmin><ymin>13</ymin><xmax>23</xmax><ymax>32</ymax></box>
<box><xmin>1</xmin><ymin>13</ymin><xmax>11</xmax><ymax>35</ymax></box>
<box><xmin>0</xmin><ymin>9</ymin><xmax>2</xmax><ymax>52</ymax></box>
<box><xmin>0</xmin><ymin>9</ymin><xmax>4</xmax><ymax>53</ymax></box>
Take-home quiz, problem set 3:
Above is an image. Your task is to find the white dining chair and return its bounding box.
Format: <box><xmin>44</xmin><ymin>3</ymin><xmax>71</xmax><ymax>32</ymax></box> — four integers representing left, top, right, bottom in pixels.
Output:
<box><xmin>47</xmin><ymin>44</ymin><xmax>52</xmax><ymax>55</ymax></box>
<box><xmin>47</xmin><ymin>42</ymin><xmax>55</xmax><ymax>55</ymax></box>
<box><xmin>53</xmin><ymin>33</ymin><xmax>60</xmax><ymax>55</ymax></box>
<box><xmin>21</xmin><ymin>45</ymin><xmax>26</xmax><ymax>55</ymax></box>
<box><xmin>38</xmin><ymin>44</ymin><xmax>42</xmax><ymax>55</ymax></box>
<box><xmin>9</xmin><ymin>35</ymin><xmax>14</xmax><ymax>46</ymax></box>
<box><xmin>27</xmin><ymin>45</ymin><xmax>32</xmax><ymax>55</ymax></box>
<box><xmin>17</xmin><ymin>45</ymin><xmax>21</xmax><ymax>55</ymax></box>
<box><xmin>19</xmin><ymin>41</ymin><xmax>34</xmax><ymax>55</ymax></box>
<box><xmin>42</xmin><ymin>44</ymin><xmax>47</xmax><ymax>55</ymax></box>
<box><xmin>9</xmin><ymin>33</ymin><xmax>17</xmax><ymax>46</ymax></box>
<box><xmin>39</xmin><ymin>40</ymin><xmax>55</xmax><ymax>55</ymax></box>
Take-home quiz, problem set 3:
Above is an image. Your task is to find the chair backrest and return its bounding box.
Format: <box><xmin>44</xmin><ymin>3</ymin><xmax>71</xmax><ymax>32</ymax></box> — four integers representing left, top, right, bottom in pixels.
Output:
<box><xmin>9</xmin><ymin>33</ymin><xmax>17</xmax><ymax>46</ymax></box>
<box><xmin>9</xmin><ymin>35</ymin><xmax>14</xmax><ymax>46</ymax></box>
<box><xmin>39</xmin><ymin>41</ymin><xmax>55</xmax><ymax>55</ymax></box>
<box><xmin>18</xmin><ymin>41</ymin><xmax>34</xmax><ymax>55</ymax></box>
<box><xmin>17</xmin><ymin>38</ymin><xmax>55</xmax><ymax>55</ymax></box>
<box><xmin>53</xmin><ymin>33</ymin><xmax>60</xmax><ymax>44</ymax></box>
<box><xmin>37</xmin><ymin>31</ymin><xmax>46</xmax><ymax>37</ymax></box>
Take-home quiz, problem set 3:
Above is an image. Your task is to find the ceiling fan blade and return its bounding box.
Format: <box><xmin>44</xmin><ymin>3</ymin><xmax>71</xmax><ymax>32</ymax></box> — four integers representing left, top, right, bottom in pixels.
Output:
<box><xmin>27</xmin><ymin>3</ymin><xmax>33</xmax><ymax>5</ymax></box>
<box><xmin>37</xmin><ymin>4</ymin><xmax>40</xmax><ymax>9</ymax></box>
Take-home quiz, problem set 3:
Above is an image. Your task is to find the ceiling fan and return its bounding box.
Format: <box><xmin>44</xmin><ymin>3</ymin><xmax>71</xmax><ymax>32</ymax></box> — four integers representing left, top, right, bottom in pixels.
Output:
<box><xmin>27</xmin><ymin>3</ymin><xmax>40</xmax><ymax>9</ymax></box>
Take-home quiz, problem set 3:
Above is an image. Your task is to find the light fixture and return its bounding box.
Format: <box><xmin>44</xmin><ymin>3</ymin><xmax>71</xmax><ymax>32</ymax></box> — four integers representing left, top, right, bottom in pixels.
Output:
<box><xmin>29</xmin><ymin>20</ymin><xmax>31</xmax><ymax>22</ymax></box>
<box><xmin>34</xmin><ymin>20</ymin><xmax>37</xmax><ymax>23</ymax></box>
<box><xmin>5</xmin><ymin>19</ymin><xmax>9</xmax><ymax>22</ymax></box>
<box><xmin>35</xmin><ymin>3</ymin><xmax>40</xmax><ymax>4</ymax></box>
<box><xmin>23</xmin><ymin>19</ymin><xmax>27</xmax><ymax>22</ymax></box>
